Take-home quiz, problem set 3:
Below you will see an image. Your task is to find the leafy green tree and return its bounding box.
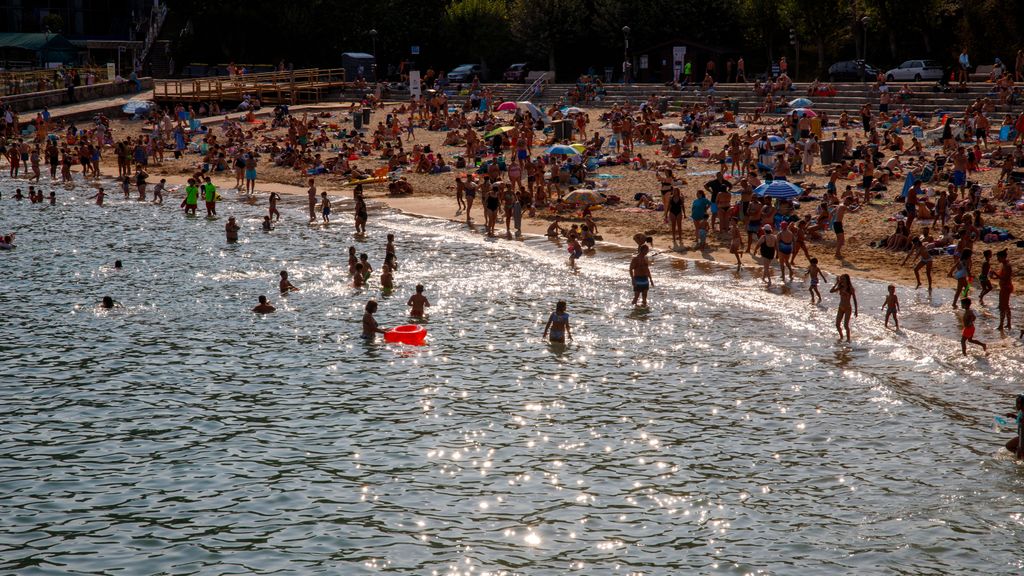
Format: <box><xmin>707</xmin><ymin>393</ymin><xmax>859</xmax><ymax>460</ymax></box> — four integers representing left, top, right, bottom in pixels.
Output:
<box><xmin>444</xmin><ymin>0</ymin><xmax>511</xmax><ymax>73</ymax></box>
<box><xmin>509</xmin><ymin>0</ymin><xmax>586</xmax><ymax>78</ymax></box>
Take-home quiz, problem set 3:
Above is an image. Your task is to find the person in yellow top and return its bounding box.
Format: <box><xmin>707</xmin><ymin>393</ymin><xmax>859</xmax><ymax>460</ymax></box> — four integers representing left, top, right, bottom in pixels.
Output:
<box><xmin>182</xmin><ymin>178</ymin><xmax>199</xmax><ymax>216</ymax></box>
<box><xmin>203</xmin><ymin>176</ymin><xmax>217</xmax><ymax>216</ymax></box>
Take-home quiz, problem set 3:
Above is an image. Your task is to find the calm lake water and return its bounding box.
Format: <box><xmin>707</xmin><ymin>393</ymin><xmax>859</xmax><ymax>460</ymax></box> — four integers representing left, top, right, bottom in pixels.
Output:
<box><xmin>1</xmin><ymin>179</ymin><xmax>1023</xmax><ymax>575</ymax></box>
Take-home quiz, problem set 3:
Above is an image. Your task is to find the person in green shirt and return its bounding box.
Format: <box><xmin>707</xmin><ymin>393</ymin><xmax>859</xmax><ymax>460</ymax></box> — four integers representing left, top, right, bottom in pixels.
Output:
<box><xmin>203</xmin><ymin>176</ymin><xmax>217</xmax><ymax>216</ymax></box>
<box><xmin>182</xmin><ymin>178</ymin><xmax>199</xmax><ymax>216</ymax></box>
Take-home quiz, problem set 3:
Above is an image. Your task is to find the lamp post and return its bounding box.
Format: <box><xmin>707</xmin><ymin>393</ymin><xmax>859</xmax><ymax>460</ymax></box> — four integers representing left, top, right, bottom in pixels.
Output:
<box><xmin>622</xmin><ymin>25</ymin><xmax>631</xmax><ymax>84</ymax></box>
<box><xmin>860</xmin><ymin>16</ymin><xmax>869</xmax><ymax>83</ymax></box>
<box><xmin>369</xmin><ymin>29</ymin><xmax>378</xmax><ymax>81</ymax></box>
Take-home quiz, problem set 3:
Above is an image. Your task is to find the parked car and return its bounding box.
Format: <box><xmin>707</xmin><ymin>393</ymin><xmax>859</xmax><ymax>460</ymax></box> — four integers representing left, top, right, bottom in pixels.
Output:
<box><xmin>828</xmin><ymin>60</ymin><xmax>881</xmax><ymax>81</ymax></box>
<box><xmin>503</xmin><ymin>63</ymin><xmax>529</xmax><ymax>83</ymax></box>
<box><xmin>448</xmin><ymin>63</ymin><xmax>482</xmax><ymax>83</ymax></box>
<box><xmin>885</xmin><ymin>59</ymin><xmax>944</xmax><ymax>82</ymax></box>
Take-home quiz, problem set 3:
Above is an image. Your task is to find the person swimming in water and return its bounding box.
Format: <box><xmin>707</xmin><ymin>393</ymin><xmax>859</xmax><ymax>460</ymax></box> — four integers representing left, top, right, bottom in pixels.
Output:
<box><xmin>252</xmin><ymin>295</ymin><xmax>276</xmax><ymax>314</ymax></box>
<box><xmin>407</xmin><ymin>284</ymin><xmax>430</xmax><ymax>318</ymax></box>
<box><xmin>100</xmin><ymin>296</ymin><xmax>117</xmax><ymax>309</ymax></box>
<box><xmin>279</xmin><ymin>270</ymin><xmax>299</xmax><ymax>294</ymax></box>
<box><xmin>542</xmin><ymin>300</ymin><xmax>573</xmax><ymax>344</ymax></box>
<box><xmin>362</xmin><ymin>300</ymin><xmax>386</xmax><ymax>341</ymax></box>
<box><xmin>225</xmin><ymin>216</ymin><xmax>240</xmax><ymax>243</ymax></box>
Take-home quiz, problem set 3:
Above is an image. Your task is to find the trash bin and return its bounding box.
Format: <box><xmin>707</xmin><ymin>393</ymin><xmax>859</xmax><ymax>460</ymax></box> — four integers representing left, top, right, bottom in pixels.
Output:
<box><xmin>730</xmin><ymin>99</ymin><xmax>740</xmax><ymax>114</ymax></box>
<box><xmin>604</xmin><ymin>67</ymin><xmax>614</xmax><ymax>83</ymax></box>
<box><xmin>820</xmin><ymin>139</ymin><xmax>842</xmax><ymax>165</ymax></box>
<box><xmin>658</xmin><ymin>97</ymin><xmax>669</xmax><ymax>114</ymax></box>
<box><xmin>361</xmin><ymin>108</ymin><xmax>371</xmax><ymax>124</ymax></box>
<box><xmin>353</xmin><ymin>110</ymin><xmax>363</xmax><ymax>130</ymax></box>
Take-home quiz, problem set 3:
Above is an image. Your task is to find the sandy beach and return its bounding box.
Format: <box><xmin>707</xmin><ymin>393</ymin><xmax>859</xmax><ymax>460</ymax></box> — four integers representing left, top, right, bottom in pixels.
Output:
<box><xmin>82</xmin><ymin>100</ymin><xmax>1023</xmax><ymax>293</ymax></box>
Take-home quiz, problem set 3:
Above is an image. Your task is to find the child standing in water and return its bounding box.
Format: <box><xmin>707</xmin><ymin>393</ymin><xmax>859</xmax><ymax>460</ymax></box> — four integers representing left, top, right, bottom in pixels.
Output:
<box><xmin>407</xmin><ymin>284</ymin><xmax>430</xmax><ymax>317</ymax></box>
<box><xmin>960</xmin><ymin>298</ymin><xmax>987</xmax><ymax>355</ymax></box>
<box><xmin>978</xmin><ymin>249</ymin><xmax>993</xmax><ymax>305</ymax></box>
<box><xmin>807</xmin><ymin>257</ymin><xmax>827</xmax><ymax>304</ymax></box>
<box><xmin>320</xmin><ymin>191</ymin><xmax>331</xmax><ymax>223</ymax></box>
<box><xmin>353</xmin><ymin>263</ymin><xmax>365</xmax><ymax>288</ymax></box>
<box><xmin>830</xmin><ymin>273</ymin><xmax>858</xmax><ymax>342</ymax></box>
<box><xmin>729</xmin><ymin>218</ymin><xmax>743</xmax><ymax>269</ymax></box>
<box><xmin>882</xmin><ymin>284</ymin><xmax>900</xmax><ymax>329</ymax></box>
<box><xmin>381</xmin><ymin>256</ymin><xmax>395</xmax><ymax>291</ymax></box>
<box><xmin>362</xmin><ymin>300</ymin><xmax>386</xmax><ymax>341</ymax></box>
<box><xmin>542</xmin><ymin>300</ymin><xmax>573</xmax><ymax>344</ymax></box>
<box><xmin>567</xmin><ymin>234</ymin><xmax>583</xmax><ymax>266</ymax></box>
<box><xmin>385</xmin><ymin>233</ymin><xmax>398</xmax><ymax>269</ymax></box>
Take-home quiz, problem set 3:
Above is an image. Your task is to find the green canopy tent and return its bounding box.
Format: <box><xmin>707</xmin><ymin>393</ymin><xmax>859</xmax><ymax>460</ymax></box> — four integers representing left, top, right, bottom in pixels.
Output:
<box><xmin>0</xmin><ymin>33</ymin><xmax>81</xmax><ymax>67</ymax></box>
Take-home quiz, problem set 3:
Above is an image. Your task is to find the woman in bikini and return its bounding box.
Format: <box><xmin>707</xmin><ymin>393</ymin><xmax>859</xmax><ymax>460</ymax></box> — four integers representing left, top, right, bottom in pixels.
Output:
<box><xmin>830</xmin><ymin>274</ymin><xmax>859</xmax><ymax>342</ymax></box>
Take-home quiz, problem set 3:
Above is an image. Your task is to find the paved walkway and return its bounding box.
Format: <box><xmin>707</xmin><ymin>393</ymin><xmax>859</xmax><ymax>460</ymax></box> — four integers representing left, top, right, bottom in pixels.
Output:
<box><xmin>23</xmin><ymin>89</ymin><xmax>155</xmax><ymax>120</ymax></box>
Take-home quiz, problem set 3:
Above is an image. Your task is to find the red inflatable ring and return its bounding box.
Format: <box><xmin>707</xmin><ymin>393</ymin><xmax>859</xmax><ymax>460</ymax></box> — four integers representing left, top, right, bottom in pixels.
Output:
<box><xmin>384</xmin><ymin>324</ymin><xmax>427</xmax><ymax>346</ymax></box>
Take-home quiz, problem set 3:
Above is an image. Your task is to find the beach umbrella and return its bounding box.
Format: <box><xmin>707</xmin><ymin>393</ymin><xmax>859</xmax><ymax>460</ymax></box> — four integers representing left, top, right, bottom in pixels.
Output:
<box><xmin>546</xmin><ymin>144</ymin><xmax>580</xmax><ymax>156</ymax></box>
<box><xmin>562</xmin><ymin>106</ymin><xmax>585</xmax><ymax>115</ymax></box>
<box><xmin>660</xmin><ymin>123</ymin><xmax>687</xmax><ymax>131</ymax></box>
<box><xmin>496</xmin><ymin>101</ymin><xmax>518</xmax><ymax>112</ymax></box>
<box><xmin>754</xmin><ymin>180</ymin><xmax>803</xmax><ymax>199</ymax></box>
<box><xmin>569</xmin><ymin>143</ymin><xmax>587</xmax><ymax>153</ymax></box>
<box><xmin>516</xmin><ymin>101</ymin><xmax>547</xmax><ymax>121</ymax></box>
<box><xmin>766</xmin><ymin>135</ymin><xmax>787</xmax><ymax>146</ymax></box>
<box><xmin>792</xmin><ymin>108</ymin><xmax>817</xmax><ymax>117</ymax></box>
<box><xmin>788</xmin><ymin>97</ymin><xmax>813</xmax><ymax>108</ymax></box>
<box><xmin>564</xmin><ymin>189</ymin><xmax>606</xmax><ymax>206</ymax></box>
<box><xmin>483</xmin><ymin>126</ymin><xmax>514</xmax><ymax>139</ymax></box>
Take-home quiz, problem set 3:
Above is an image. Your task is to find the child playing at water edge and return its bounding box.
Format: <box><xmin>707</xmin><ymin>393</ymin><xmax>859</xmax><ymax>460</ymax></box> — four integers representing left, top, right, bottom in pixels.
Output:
<box><xmin>362</xmin><ymin>300</ymin><xmax>386</xmax><ymax>341</ymax></box>
<box><xmin>353</xmin><ymin>263</ymin><xmax>365</xmax><ymax>288</ymax></box>
<box><xmin>960</xmin><ymin>298</ymin><xmax>987</xmax><ymax>355</ymax></box>
<box><xmin>320</xmin><ymin>191</ymin><xmax>331</xmax><ymax>223</ymax></box>
<box><xmin>279</xmin><ymin>270</ymin><xmax>299</xmax><ymax>294</ymax></box>
<box><xmin>807</xmin><ymin>258</ymin><xmax>827</xmax><ymax>304</ymax></box>
<box><xmin>830</xmin><ymin>273</ymin><xmax>858</xmax><ymax>342</ymax></box>
<box><xmin>882</xmin><ymin>284</ymin><xmax>900</xmax><ymax>329</ymax></box>
<box><xmin>729</xmin><ymin>218</ymin><xmax>743</xmax><ymax>269</ymax></box>
<box><xmin>1002</xmin><ymin>394</ymin><xmax>1024</xmax><ymax>458</ymax></box>
<box><xmin>978</xmin><ymin>249</ymin><xmax>993</xmax><ymax>305</ymax></box>
<box><xmin>568</xmin><ymin>235</ymin><xmax>583</xmax><ymax>266</ymax></box>
<box><xmin>407</xmin><ymin>284</ymin><xmax>430</xmax><ymax>317</ymax></box>
<box><xmin>542</xmin><ymin>300</ymin><xmax>573</xmax><ymax>344</ymax></box>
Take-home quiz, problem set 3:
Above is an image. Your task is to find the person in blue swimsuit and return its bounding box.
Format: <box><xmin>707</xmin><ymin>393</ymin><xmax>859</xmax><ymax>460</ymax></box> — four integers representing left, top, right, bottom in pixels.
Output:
<box><xmin>542</xmin><ymin>301</ymin><xmax>573</xmax><ymax>344</ymax></box>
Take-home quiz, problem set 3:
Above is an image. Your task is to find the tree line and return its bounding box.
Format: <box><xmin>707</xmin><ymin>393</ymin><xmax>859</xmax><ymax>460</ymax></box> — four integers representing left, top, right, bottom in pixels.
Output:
<box><xmin>171</xmin><ymin>0</ymin><xmax>1022</xmax><ymax>80</ymax></box>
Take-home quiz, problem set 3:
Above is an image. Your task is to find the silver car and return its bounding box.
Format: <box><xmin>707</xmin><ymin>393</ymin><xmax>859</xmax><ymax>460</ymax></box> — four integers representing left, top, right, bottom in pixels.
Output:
<box><xmin>885</xmin><ymin>59</ymin><xmax>944</xmax><ymax>82</ymax></box>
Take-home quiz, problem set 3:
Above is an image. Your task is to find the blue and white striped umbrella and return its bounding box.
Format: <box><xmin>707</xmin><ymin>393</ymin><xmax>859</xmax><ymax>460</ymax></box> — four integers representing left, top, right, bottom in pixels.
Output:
<box><xmin>754</xmin><ymin>180</ymin><xmax>803</xmax><ymax>199</ymax></box>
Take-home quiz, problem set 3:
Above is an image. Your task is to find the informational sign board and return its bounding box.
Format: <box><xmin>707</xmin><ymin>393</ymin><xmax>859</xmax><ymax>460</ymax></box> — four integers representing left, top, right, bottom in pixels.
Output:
<box><xmin>106</xmin><ymin>62</ymin><xmax>116</xmax><ymax>81</ymax></box>
<box><xmin>411</xmin><ymin>45</ymin><xmax>420</xmax><ymax>55</ymax></box>
<box><xmin>409</xmin><ymin>70</ymin><xmax>422</xmax><ymax>99</ymax></box>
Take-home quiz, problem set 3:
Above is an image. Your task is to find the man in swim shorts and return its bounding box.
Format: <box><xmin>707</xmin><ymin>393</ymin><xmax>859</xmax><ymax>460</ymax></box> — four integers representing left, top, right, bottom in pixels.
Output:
<box><xmin>630</xmin><ymin>244</ymin><xmax>653</xmax><ymax>306</ymax></box>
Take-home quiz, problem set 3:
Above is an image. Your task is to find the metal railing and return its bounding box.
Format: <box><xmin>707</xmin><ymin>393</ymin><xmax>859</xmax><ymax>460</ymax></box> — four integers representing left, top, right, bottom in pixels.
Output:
<box><xmin>0</xmin><ymin>67</ymin><xmax>109</xmax><ymax>97</ymax></box>
<box><xmin>518</xmin><ymin>73</ymin><xmax>548</xmax><ymax>102</ymax></box>
<box><xmin>154</xmin><ymin>68</ymin><xmax>349</xmax><ymax>104</ymax></box>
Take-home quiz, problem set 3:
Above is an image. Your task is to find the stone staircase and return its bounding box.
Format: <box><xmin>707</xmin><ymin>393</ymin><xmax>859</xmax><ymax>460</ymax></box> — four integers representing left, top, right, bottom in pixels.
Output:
<box><xmin>670</xmin><ymin>82</ymin><xmax>1013</xmax><ymax>118</ymax></box>
<box><xmin>337</xmin><ymin>81</ymin><xmax>1015</xmax><ymax>120</ymax></box>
